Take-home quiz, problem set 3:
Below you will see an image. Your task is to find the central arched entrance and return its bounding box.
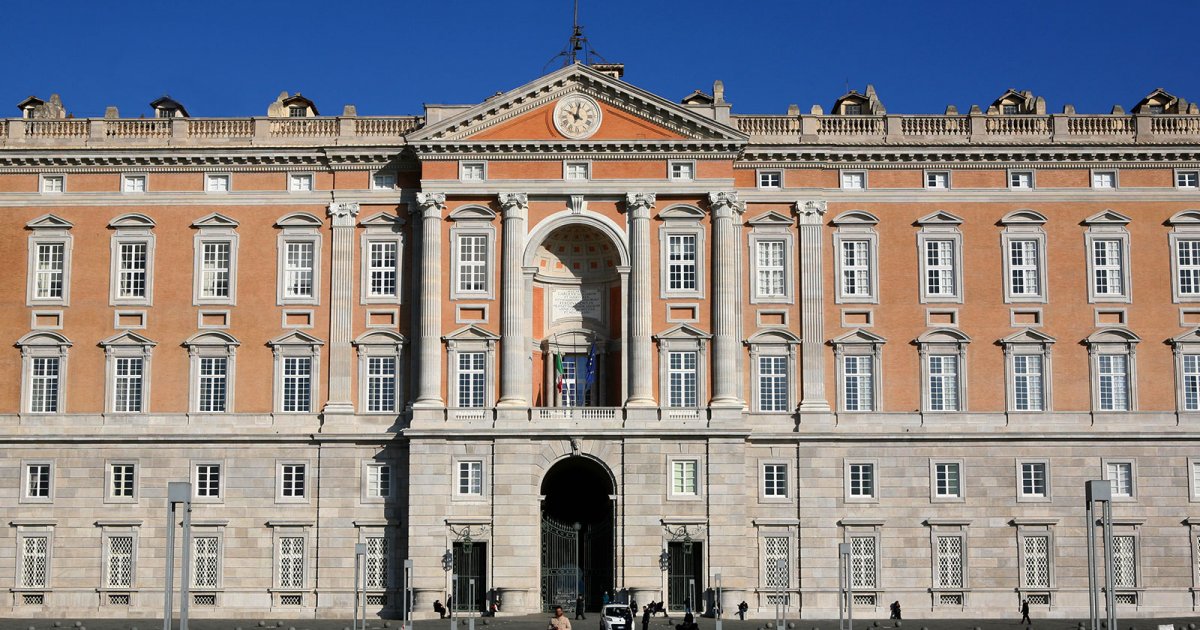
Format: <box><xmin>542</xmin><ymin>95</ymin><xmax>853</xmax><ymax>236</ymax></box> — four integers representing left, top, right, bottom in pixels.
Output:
<box><xmin>540</xmin><ymin>455</ymin><xmax>615</xmax><ymax>612</ymax></box>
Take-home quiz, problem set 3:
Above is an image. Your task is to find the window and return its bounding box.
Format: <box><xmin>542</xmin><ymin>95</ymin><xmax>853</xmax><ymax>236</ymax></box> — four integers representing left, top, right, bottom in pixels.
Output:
<box><xmin>105</xmin><ymin>535</ymin><xmax>134</xmax><ymax>588</ymax></box>
<box><xmin>367</xmin><ymin>241</ymin><xmax>398</xmax><ymax>298</ymax></box>
<box><xmin>20</xmin><ymin>536</ymin><xmax>49</xmax><ymax>588</ymax></box>
<box><xmin>198</xmin><ymin>241</ymin><xmax>231</xmax><ymax>299</ymax></box>
<box><xmin>456</xmin><ymin>235</ymin><xmax>489</xmax><ymax>294</ymax></box>
<box><xmin>195</xmin><ymin>464</ymin><xmax>221</xmax><ymax>498</ymax></box>
<box><xmin>282</xmin><ymin>357</ymin><xmax>312</xmax><ymax>412</ymax></box>
<box><xmin>670</xmin><ymin>161</ymin><xmax>695</xmax><ymax>181</ymax></box>
<box><xmin>934</xmin><ymin>462</ymin><xmax>961</xmax><ymax>499</ymax></box>
<box><xmin>109</xmin><ymin>463</ymin><xmax>136</xmax><ymax>499</ymax></box>
<box><xmin>850</xmin><ymin>536</ymin><xmax>877</xmax><ymax>589</ymax></box>
<box><xmin>1106</xmin><ymin>461</ymin><xmax>1134</xmax><ymax>498</ymax></box>
<box><xmin>840</xmin><ymin>240</ymin><xmax>872</xmax><ymax>298</ymax></box>
<box><xmin>122</xmin><ymin>175</ymin><xmax>147</xmax><ymax>193</ymax></box>
<box><xmin>1184</xmin><ymin>354</ymin><xmax>1200</xmax><ymax>411</ymax></box>
<box><xmin>365</xmin><ymin>536</ymin><xmax>389</xmax><ymax>589</ymax></box>
<box><xmin>192</xmin><ymin>536</ymin><xmax>220</xmax><ymax>588</ymax></box>
<box><xmin>278</xmin><ymin>537</ymin><xmax>305</xmax><ymax>588</ymax></box>
<box><xmin>763</xmin><ymin>463</ymin><xmax>788</xmax><ymax>498</ymax></box>
<box><xmin>927</xmin><ymin>355</ymin><xmax>959</xmax><ymax>411</ymax></box>
<box><xmin>205</xmin><ymin>174</ymin><xmax>230</xmax><ymax>192</ymax></box>
<box><xmin>366</xmin><ymin>463</ymin><xmax>391</xmax><ymax>499</ymax></box>
<box><xmin>924</xmin><ymin>240</ymin><xmax>957</xmax><ymax>297</ymax></box>
<box><xmin>1177</xmin><ymin>170</ymin><xmax>1199</xmax><ymax>188</ymax></box>
<box><xmin>926</xmin><ymin>171</ymin><xmax>950</xmax><ymax>189</ymax></box>
<box><xmin>24</xmin><ymin>463</ymin><xmax>51</xmax><ymax>500</ymax></box>
<box><xmin>279</xmin><ymin>463</ymin><xmax>306</xmax><ymax>499</ymax></box>
<box><xmin>755</xmin><ymin>240</ymin><xmax>785</xmax><ymax>299</ymax></box>
<box><xmin>842</xmin><ymin>355</ymin><xmax>874</xmax><ymax>412</ymax></box>
<box><xmin>289</xmin><ymin>173</ymin><xmax>314</xmax><ymax>192</ymax></box>
<box><xmin>763</xmin><ymin>535</ymin><xmax>790</xmax><ymax>589</ymax></box>
<box><xmin>1097</xmin><ymin>354</ymin><xmax>1129</xmax><ymax>411</ymax></box>
<box><xmin>667</xmin><ymin>351</ymin><xmax>698</xmax><ymax>408</ymax></box>
<box><xmin>1112</xmin><ymin>536</ymin><xmax>1136</xmax><ymax>589</ymax></box>
<box><xmin>29</xmin><ymin>357</ymin><xmax>60</xmax><ymax>413</ymax></box>
<box><xmin>1092</xmin><ymin>240</ymin><xmax>1124</xmax><ymax>296</ymax></box>
<box><xmin>565</xmin><ymin>162</ymin><xmax>590</xmax><ymax>180</ymax></box>
<box><xmin>1009</xmin><ymin>171</ymin><xmax>1034</xmax><ymax>189</ymax></box>
<box><xmin>117</xmin><ymin>242</ymin><xmax>149</xmax><ymax>299</ymax></box>
<box><xmin>844</xmin><ymin>103</ymin><xmax>864</xmax><ymax>115</ymax></box>
<box><xmin>456</xmin><ymin>352</ymin><xmax>486</xmax><ymax>408</ymax></box>
<box><xmin>33</xmin><ymin>243</ymin><xmax>65</xmax><ymax>300</ymax></box>
<box><xmin>667</xmin><ymin>235</ymin><xmax>697</xmax><ymax>291</ymax></box>
<box><xmin>935</xmin><ymin>536</ymin><xmax>964</xmax><ymax>588</ymax></box>
<box><xmin>197</xmin><ymin>357</ymin><xmax>227</xmax><ymax>413</ymax></box>
<box><xmin>41</xmin><ymin>175</ymin><xmax>64</xmax><ymax>193</ymax></box>
<box><xmin>113</xmin><ymin>357</ymin><xmax>144</xmax><ymax>413</ymax></box>
<box><xmin>457</xmin><ymin>460</ymin><xmax>483</xmax><ymax>496</ymax></box>
<box><xmin>1002</xmin><ymin>104</ymin><xmax>1019</xmax><ymax>115</ymax></box>
<box><xmin>460</xmin><ymin>162</ymin><xmax>486</xmax><ymax>181</ymax></box>
<box><xmin>1022</xmin><ymin>535</ymin><xmax>1051</xmax><ymax>588</ymax></box>
<box><xmin>832</xmin><ymin>211</ymin><xmax>880</xmax><ymax>303</ymax></box>
<box><xmin>366</xmin><ymin>357</ymin><xmax>396</xmax><ymax>412</ymax></box>
<box><xmin>757</xmin><ymin>170</ymin><xmax>782</xmax><ymax>189</ymax></box>
<box><xmin>841</xmin><ymin>171</ymin><xmax>866</xmax><ymax>190</ymax></box>
<box><xmin>848</xmin><ymin>463</ymin><xmax>875</xmax><ymax>498</ymax></box>
<box><xmin>1177</xmin><ymin>240</ymin><xmax>1200</xmax><ymax>296</ymax></box>
<box><xmin>283</xmin><ymin>241</ymin><xmax>315</xmax><ymax>299</ymax></box>
<box><xmin>1020</xmin><ymin>462</ymin><xmax>1048</xmax><ymax>498</ymax></box>
<box><xmin>757</xmin><ymin>356</ymin><xmax>788</xmax><ymax>412</ymax></box>
<box><xmin>1008</xmin><ymin>240</ymin><xmax>1041</xmax><ymax>296</ymax></box>
<box><xmin>288</xmin><ymin>106</ymin><xmax>306</xmax><ymax>117</ymax></box>
<box><xmin>1092</xmin><ymin>171</ymin><xmax>1117</xmax><ymax>189</ymax></box>
<box><xmin>672</xmin><ymin>459</ymin><xmax>698</xmax><ymax>496</ymax></box>
<box><xmin>1012</xmin><ymin>354</ymin><xmax>1045</xmax><ymax>411</ymax></box>
<box><xmin>371</xmin><ymin>172</ymin><xmax>396</xmax><ymax>190</ymax></box>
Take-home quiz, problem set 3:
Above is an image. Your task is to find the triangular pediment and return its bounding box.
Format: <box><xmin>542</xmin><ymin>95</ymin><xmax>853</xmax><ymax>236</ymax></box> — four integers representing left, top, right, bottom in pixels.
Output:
<box><xmin>653</xmin><ymin>323</ymin><xmax>712</xmax><ymax>341</ymax></box>
<box><xmin>26</xmin><ymin>213</ymin><xmax>73</xmax><ymax>230</ymax></box>
<box><xmin>1171</xmin><ymin>328</ymin><xmax>1200</xmax><ymax>345</ymax></box>
<box><xmin>1083</xmin><ymin>210</ymin><xmax>1131</xmax><ymax>225</ymax></box>
<box><xmin>443</xmin><ymin>325</ymin><xmax>500</xmax><ymax>342</ymax></box>
<box><xmin>268</xmin><ymin>330</ymin><xmax>324</xmax><ymax>347</ymax></box>
<box><xmin>916</xmin><ymin>211</ymin><xmax>963</xmax><ymax>226</ymax></box>
<box><xmin>360</xmin><ymin>211</ymin><xmax>406</xmax><ymax>228</ymax></box>
<box><xmin>830</xmin><ymin>329</ymin><xmax>886</xmax><ymax>345</ymax></box>
<box><xmin>407</xmin><ymin>64</ymin><xmax>748</xmax><ymax>144</ymax></box>
<box><xmin>99</xmin><ymin>331</ymin><xmax>156</xmax><ymax>347</ymax></box>
<box><xmin>1000</xmin><ymin>328</ymin><xmax>1056</xmax><ymax>345</ymax></box>
<box><xmin>746</xmin><ymin>211</ymin><xmax>795</xmax><ymax>227</ymax></box>
<box><xmin>191</xmin><ymin>212</ymin><xmax>239</xmax><ymax>229</ymax></box>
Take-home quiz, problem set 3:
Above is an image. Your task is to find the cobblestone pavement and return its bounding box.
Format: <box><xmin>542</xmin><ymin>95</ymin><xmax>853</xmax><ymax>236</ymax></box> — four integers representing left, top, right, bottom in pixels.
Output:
<box><xmin>3</xmin><ymin>615</ymin><xmax>1200</xmax><ymax>630</ymax></box>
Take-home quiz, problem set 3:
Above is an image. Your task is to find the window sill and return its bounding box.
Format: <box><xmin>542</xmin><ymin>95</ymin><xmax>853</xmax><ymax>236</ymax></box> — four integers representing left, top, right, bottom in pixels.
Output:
<box><xmin>96</xmin><ymin>588</ymin><xmax>141</xmax><ymax>593</ymax></box>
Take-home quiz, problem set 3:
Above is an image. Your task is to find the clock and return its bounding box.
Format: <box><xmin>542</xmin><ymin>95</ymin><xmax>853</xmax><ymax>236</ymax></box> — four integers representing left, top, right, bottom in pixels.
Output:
<box><xmin>553</xmin><ymin>94</ymin><xmax>602</xmax><ymax>139</ymax></box>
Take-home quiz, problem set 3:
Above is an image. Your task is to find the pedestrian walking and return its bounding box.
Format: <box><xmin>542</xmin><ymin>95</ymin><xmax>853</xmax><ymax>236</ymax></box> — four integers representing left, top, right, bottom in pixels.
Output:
<box><xmin>630</xmin><ymin>598</ymin><xmax>638</xmax><ymax>619</ymax></box>
<box><xmin>1020</xmin><ymin>599</ymin><xmax>1031</xmax><ymax>625</ymax></box>
<box><xmin>641</xmin><ymin>606</ymin><xmax>651</xmax><ymax>630</ymax></box>
<box><xmin>575</xmin><ymin>594</ymin><xmax>586</xmax><ymax>620</ymax></box>
<box><xmin>603</xmin><ymin>591</ymin><xmax>610</xmax><ymax>606</ymax></box>
<box><xmin>683</xmin><ymin>597</ymin><xmax>691</xmax><ymax>616</ymax></box>
<box><xmin>550</xmin><ymin>605</ymin><xmax>573</xmax><ymax>630</ymax></box>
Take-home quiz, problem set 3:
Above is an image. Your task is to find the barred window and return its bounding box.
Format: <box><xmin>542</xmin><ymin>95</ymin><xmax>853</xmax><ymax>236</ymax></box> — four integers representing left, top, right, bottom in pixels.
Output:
<box><xmin>110</xmin><ymin>463</ymin><xmax>136</xmax><ymax>499</ymax></box>
<box><xmin>840</xmin><ymin>240</ymin><xmax>871</xmax><ymax>297</ymax></box>
<box><xmin>368</xmin><ymin>241</ymin><xmax>398</xmax><ymax>297</ymax></box>
<box><xmin>34</xmin><ymin>242</ymin><xmax>65</xmax><ymax>299</ymax></box>
<box><xmin>1092</xmin><ymin>240</ymin><xmax>1124</xmax><ymax>296</ymax></box>
<box><xmin>668</xmin><ymin>351</ymin><xmax>698</xmax><ymax>408</ymax></box>
<box><xmin>29</xmin><ymin>357</ymin><xmax>59</xmax><ymax>413</ymax></box>
<box><xmin>283</xmin><ymin>241</ymin><xmax>314</xmax><ymax>298</ymax></box>
<box><xmin>1112</xmin><ymin>535</ymin><xmax>1136</xmax><ymax>588</ymax></box>
<box><xmin>192</xmin><ymin>536</ymin><xmax>219</xmax><ymax>588</ymax></box>
<box><xmin>366</xmin><ymin>536</ymin><xmax>389</xmax><ymax>589</ymax></box>
<box><xmin>21</xmin><ymin>536</ymin><xmax>48</xmax><ymax>588</ymax></box>
<box><xmin>1097</xmin><ymin>354</ymin><xmax>1129</xmax><ymax>411</ymax></box>
<box><xmin>757</xmin><ymin>356</ymin><xmax>788</xmax><ymax>412</ymax></box>
<box><xmin>281</xmin><ymin>464</ymin><xmax>306</xmax><ymax>498</ymax></box>
<box><xmin>197</xmin><ymin>357</ymin><xmax>227</xmax><ymax>413</ymax></box>
<box><xmin>25</xmin><ymin>464</ymin><xmax>50</xmax><ymax>499</ymax></box>
<box><xmin>763</xmin><ymin>463</ymin><xmax>788</xmax><ymax>497</ymax></box>
<box><xmin>756</xmin><ymin>240</ymin><xmax>785</xmax><ymax>298</ymax></box>
<box><xmin>764</xmin><ymin>536</ymin><xmax>789</xmax><ymax>588</ymax></box>
<box><xmin>456</xmin><ymin>352</ymin><xmax>486</xmax><ymax>408</ymax></box>
<box><xmin>113</xmin><ymin>357</ymin><xmax>143</xmax><ymax>412</ymax></box>
<box><xmin>199</xmin><ymin>241</ymin><xmax>231</xmax><ymax>298</ymax></box>
<box><xmin>936</xmin><ymin>536</ymin><xmax>963</xmax><ymax>588</ymax></box>
<box><xmin>106</xmin><ymin>536</ymin><xmax>134</xmax><ymax>588</ymax></box>
<box><xmin>367</xmin><ymin>463</ymin><xmax>391</xmax><ymax>498</ymax></box>
<box><xmin>117</xmin><ymin>242</ymin><xmax>148</xmax><ymax>298</ymax></box>
<box><xmin>848</xmin><ymin>463</ymin><xmax>874</xmax><ymax>498</ymax></box>
<box><xmin>1012</xmin><ymin>355</ymin><xmax>1044</xmax><ymax>411</ymax></box>
<box><xmin>672</xmin><ymin>460</ymin><xmax>698</xmax><ymax>495</ymax></box>
<box><xmin>282</xmin><ymin>357</ymin><xmax>312</xmax><ymax>412</ymax></box>
<box><xmin>850</xmin><ymin>536</ymin><xmax>876</xmax><ymax>589</ymax></box>
<box><xmin>1008</xmin><ymin>240</ymin><xmax>1040</xmax><ymax>296</ymax></box>
<box><xmin>667</xmin><ymin>235</ymin><xmax>697</xmax><ymax>291</ymax></box>
<box><xmin>366</xmin><ymin>357</ymin><xmax>396</xmax><ymax>412</ymax></box>
<box><xmin>1023</xmin><ymin>535</ymin><xmax>1050</xmax><ymax>588</ymax></box>
<box><xmin>924</xmin><ymin>240</ymin><xmax>956</xmax><ymax>296</ymax></box>
<box><xmin>457</xmin><ymin>235</ymin><xmax>488</xmax><ymax>293</ymax></box>
<box><xmin>195</xmin><ymin>464</ymin><xmax>221</xmax><ymax>498</ymax></box>
<box><xmin>842</xmin><ymin>355</ymin><xmax>874</xmax><ymax>412</ymax></box>
<box><xmin>927</xmin><ymin>355</ymin><xmax>959</xmax><ymax>411</ymax></box>
<box><xmin>278</xmin><ymin>537</ymin><xmax>305</xmax><ymax>589</ymax></box>
<box><xmin>457</xmin><ymin>460</ymin><xmax>483</xmax><ymax>496</ymax></box>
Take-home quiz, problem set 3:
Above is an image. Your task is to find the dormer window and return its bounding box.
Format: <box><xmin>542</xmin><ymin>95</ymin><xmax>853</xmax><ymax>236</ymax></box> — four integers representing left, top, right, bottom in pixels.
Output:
<box><xmin>157</xmin><ymin>108</ymin><xmax>175</xmax><ymax>119</ymax></box>
<box><xmin>844</xmin><ymin>103</ymin><xmax>863</xmax><ymax>115</ymax></box>
<box><xmin>1003</xmin><ymin>104</ymin><xmax>1019</xmax><ymax>115</ymax></box>
<box><xmin>289</xmin><ymin>106</ymin><xmax>306</xmax><ymax>118</ymax></box>
<box><xmin>24</xmin><ymin>107</ymin><xmax>37</xmax><ymax>119</ymax></box>
<box><xmin>1149</xmin><ymin>105</ymin><xmax>1165</xmax><ymax>114</ymax></box>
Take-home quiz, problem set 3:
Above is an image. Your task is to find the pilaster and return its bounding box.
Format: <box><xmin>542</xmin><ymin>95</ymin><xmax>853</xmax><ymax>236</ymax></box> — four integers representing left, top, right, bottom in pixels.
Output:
<box><xmin>413</xmin><ymin>192</ymin><xmax>446</xmax><ymax>408</ymax></box>
<box><xmin>795</xmin><ymin>199</ymin><xmax>831</xmax><ymax>411</ymax></box>
<box><xmin>322</xmin><ymin>201</ymin><xmax>359</xmax><ymax>417</ymax></box>
<box><xmin>497</xmin><ymin>193</ymin><xmax>529</xmax><ymax>408</ymax></box>
<box><xmin>624</xmin><ymin>192</ymin><xmax>656</xmax><ymax>407</ymax></box>
<box><xmin>709</xmin><ymin>191</ymin><xmax>744</xmax><ymax>408</ymax></box>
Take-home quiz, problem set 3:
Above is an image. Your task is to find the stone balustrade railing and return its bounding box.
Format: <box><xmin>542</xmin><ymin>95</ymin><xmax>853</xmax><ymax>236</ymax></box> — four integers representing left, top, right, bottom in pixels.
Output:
<box><xmin>0</xmin><ymin>116</ymin><xmax>425</xmax><ymax>147</ymax></box>
<box><xmin>734</xmin><ymin>113</ymin><xmax>1200</xmax><ymax>145</ymax></box>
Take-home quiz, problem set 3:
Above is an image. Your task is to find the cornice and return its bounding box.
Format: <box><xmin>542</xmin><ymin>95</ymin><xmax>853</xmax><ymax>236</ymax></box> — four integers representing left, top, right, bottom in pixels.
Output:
<box><xmin>741</xmin><ymin>146</ymin><xmax>1200</xmax><ymax>167</ymax></box>
<box><xmin>409</xmin><ymin>141</ymin><xmax>744</xmax><ymax>157</ymax></box>
<box><xmin>0</xmin><ymin>149</ymin><xmax>415</xmax><ymax>172</ymax></box>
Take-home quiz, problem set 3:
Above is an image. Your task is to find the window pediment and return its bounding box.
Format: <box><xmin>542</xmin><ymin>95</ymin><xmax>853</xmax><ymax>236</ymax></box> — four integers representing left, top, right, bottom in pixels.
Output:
<box><xmin>26</xmin><ymin>214</ymin><xmax>73</xmax><ymax>230</ymax></box>
<box><xmin>1085</xmin><ymin>327</ymin><xmax>1140</xmax><ymax>345</ymax></box>
<box><xmin>654</xmin><ymin>323</ymin><xmax>712</xmax><ymax>342</ymax></box>
<box><xmin>267</xmin><ymin>330</ymin><xmax>325</xmax><ymax>347</ymax></box>
<box><xmin>183</xmin><ymin>331</ymin><xmax>240</xmax><ymax>348</ymax></box>
<box><xmin>448</xmin><ymin>205</ymin><xmax>497</xmax><ymax>221</ymax></box>
<box><xmin>657</xmin><ymin>205</ymin><xmax>706</xmax><ymax>220</ymax></box>
<box><xmin>999</xmin><ymin>210</ymin><xmax>1047</xmax><ymax>226</ymax></box>
<box><xmin>915</xmin><ymin>211</ymin><xmax>963</xmax><ymax>227</ymax></box>
<box><xmin>99</xmin><ymin>331</ymin><xmax>156</xmax><ymax>348</ymax></box>
<box><xmin>745</xmin><ymin>211</ymin><xmax>794</xmax><ymax>228</ymax></box>
<box><xmin>1171</xmin><ymin>328</ymin><xmax>1200</xmax><ymax>346</ymax></box>
<box><xmin>916</xmin><ymin>328</ymin><xmax>971</xmax><ymax>344</ymax></box>
<box><xmin>191</xmin><ymin>213</ymin><xmax>239</xmax><ymax>229</ymax></box>
<box><xmin>1168</xmin><ymin>210</ymin><xmax>1200</xmax><ymax>227</ymax></box>
<box><xmin>1083</xmin><ymin>210</ymin><xmax>1131</xmax><ymax>226</ymax></box>
<box><xmin>16</xmin><ymin>331</ymin><xmax>71</xmax><ymax>348</ymax></box>
<box><xmin>830</xmin><ymin>329</ymin><xmax>886</xmax><ymax>346</ymax></box>
<box><xmin>745</xmin><ymin>329</ymin><xmax>801</xmax><ymax>346</ymax></box>
<box><xmin>442</xmin><ymin>325</ymin><xmax>500</xmax><ymax>343</ymax></box>
<box><xmin>360</xmin><ymin>211</ymin><xmax>406</xmax><ymax>229</ymax></box>
<box><xmin>275</xmin><ymin>212</ymin><xmax>323</xmax><ymax>229</ymax></box>
<box><xmin>108</xmin><ymin>213</ymin><xmax>156</xmax><ymax>230</ymax></box>
<box><xmin>1000</xmin><ymin>328</ymin><xmax>1056</xmax><ymax>346</ymax></box>
<box><xmin>831</xmin><ymin>210</ymin><xmax>879</xmax><ymax>226</ymax></box>
<box><xmin>354</xmin><ymin>330</ymin><xmax>406</xmax><ymax>347</ymax></box>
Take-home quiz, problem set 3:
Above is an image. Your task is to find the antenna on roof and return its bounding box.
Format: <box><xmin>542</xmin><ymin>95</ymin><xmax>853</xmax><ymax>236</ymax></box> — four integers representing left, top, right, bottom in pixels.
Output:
<box><xmin>544</xmin><ymin>0</ymin><xmax>608</xmax><ymax>72</ymax></box>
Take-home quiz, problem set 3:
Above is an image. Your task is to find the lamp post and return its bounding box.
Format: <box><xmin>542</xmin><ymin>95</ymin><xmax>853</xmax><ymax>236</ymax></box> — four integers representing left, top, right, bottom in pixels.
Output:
<box><xmin>442</xmin><ymin>549</ymin><xmax>456</xmax><ymax>630</ymax></box>
<box><xmin>163</xmin><ymin>482</ymin><xmax>192</xmax><ymax>630</ymax></box>
<box><xmin>658</xmin><ymin>548</ymin><xmax>670</xmax><ymax>612</ymax></box>
<box><xmin>837</xmin><ymin>543</ymin><xmax>852</xmax><ymax>630</ymax></box>
<box><xmin>354</xmin><ymin>543</ymin><xmax>366</xmax><ymax>630</ymax></box>
<box><xmin>573</xmin><ymin>522</ymin><xmax>582</xmax><ymax>611</ymax></box>
<box><xmin>714</xmin><ymin>573</ymin><xmax>722</xmax><ymax>630</ymax></box>
<box><xmin>1086</xmin><ymin>480</ymin><xmax>1116</xmax><ymax>630</ymax></box>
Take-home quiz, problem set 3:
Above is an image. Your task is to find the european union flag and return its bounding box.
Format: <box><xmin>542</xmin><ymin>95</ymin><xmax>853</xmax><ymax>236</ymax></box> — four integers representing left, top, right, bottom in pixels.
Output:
<box><xmin>584</xmin><ymin>341</ymin><xmax>598</xmax><ymax>390</ymax></box>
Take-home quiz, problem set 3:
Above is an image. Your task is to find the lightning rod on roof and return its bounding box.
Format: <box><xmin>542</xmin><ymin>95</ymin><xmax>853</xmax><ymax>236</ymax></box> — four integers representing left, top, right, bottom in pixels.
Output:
<box><xmin>544</xmin><ymin>0</ymin><xmax>608</xmax><ymax>72</ymax></box>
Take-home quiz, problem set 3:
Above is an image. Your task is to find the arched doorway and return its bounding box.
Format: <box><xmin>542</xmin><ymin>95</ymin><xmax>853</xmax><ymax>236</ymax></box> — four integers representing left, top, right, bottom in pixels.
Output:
<box><xmin>540</xmin><ymin>456</ymin><xmax>615</xmax><ymax>612</ymax></box>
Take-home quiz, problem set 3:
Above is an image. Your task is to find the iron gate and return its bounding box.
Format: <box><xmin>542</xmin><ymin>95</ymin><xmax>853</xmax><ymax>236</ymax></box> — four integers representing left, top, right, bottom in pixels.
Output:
<box><xmin>541</xmin><ymin>516</ymin><xmax>580</xmax><ymax>612</ymax></box>
<box><xmin>452</xmin><ymin>542</ymin><xmax>486</xmax><ymax>613</ymax></box>
<box><xmin>667</xmin><ymin>541</ymin><xmax>703</xmax><ymax>612</ymax></box>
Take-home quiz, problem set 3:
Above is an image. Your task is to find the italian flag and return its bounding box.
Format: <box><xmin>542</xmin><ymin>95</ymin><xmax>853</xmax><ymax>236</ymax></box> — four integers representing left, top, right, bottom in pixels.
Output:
<box><xmin>554</xmin><ymin>353</ymin><xmax>565</xmax><ymax>395</ymax></box>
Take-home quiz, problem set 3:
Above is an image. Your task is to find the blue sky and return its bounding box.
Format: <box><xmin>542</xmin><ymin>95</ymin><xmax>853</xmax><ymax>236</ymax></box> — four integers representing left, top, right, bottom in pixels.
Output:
<box><xmin>4</xmin><ymin>0</ymin><xmax>1198</xmax><ymax>118</ymax></box>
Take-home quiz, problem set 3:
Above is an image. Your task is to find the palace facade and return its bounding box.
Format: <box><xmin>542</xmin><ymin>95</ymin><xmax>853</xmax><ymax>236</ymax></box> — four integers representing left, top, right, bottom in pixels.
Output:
<box><xmin>3</xmin><ymin>64</ymin><xmax>1200</xmax><ymax>620</ymax></box>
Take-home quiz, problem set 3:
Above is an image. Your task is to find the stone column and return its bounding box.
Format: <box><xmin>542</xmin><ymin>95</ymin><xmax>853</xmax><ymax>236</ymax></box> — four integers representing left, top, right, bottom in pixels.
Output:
<box><xmin>796</xmin><ymin>199</ymin><xmax>830</xmax><ymax>411</ymax></box>
<box><xmin>709</xmin><ymin>191</ymin><xmax>744</xmax><ymax>407</ymax></box>
<box><xmin>497</xmin><ymin>193</ymin><xmax>529</xmax><ymax>407</ymax></box>
<box><xmin>323</xmin><ymin>201</ymin><xmax>360</xmax><ymax>415</ymax></box>
<box><xmin>413</xmin><ymin>192</ymin><xmax>446</xmax><ymax>408</ymax></box>
<box><xmin>624</xmin><ymin>193</ymin><xmax>656</xmax><ymax>407</ymax></box>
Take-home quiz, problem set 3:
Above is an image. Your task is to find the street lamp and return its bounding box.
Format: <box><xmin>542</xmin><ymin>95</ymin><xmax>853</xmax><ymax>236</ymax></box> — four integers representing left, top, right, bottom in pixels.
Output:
<box><xmin>837</xmin><ymin>543</ymin><xmax>852</xmax><ymax>630</ymax></box>
<box><xmin>1086</xmin><ymin>480</ymin><xmax>1116</xmax><ymax>630</ymax></box>
<box><xmin>442</xmin><ymin>549</ymin><xmax>456</xmax><ymax>630</ymax></box>
<box><xmin>658</xmin><ymin>548</ymin><xmax>669</xmax><ymax>612</ymax></box>
<box><xmin>573</xmin><ymin>522</ymin><xmax>582</xmax><ymax>610</ymax></box>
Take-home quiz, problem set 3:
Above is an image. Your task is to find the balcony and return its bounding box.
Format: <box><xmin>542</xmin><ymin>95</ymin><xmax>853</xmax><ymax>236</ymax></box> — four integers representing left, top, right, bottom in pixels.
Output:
<box><xmin>531</xmin><ymin>407</ymin><xmax>621</xmax><ymax>422</ymax></box>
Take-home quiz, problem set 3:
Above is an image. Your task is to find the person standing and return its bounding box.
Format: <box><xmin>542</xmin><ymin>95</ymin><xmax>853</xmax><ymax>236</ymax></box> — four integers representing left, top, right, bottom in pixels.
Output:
<box><xmin>603</xmin><ymin>591</ymin><xmax>610</xmax><ymax>606</ymax></box>
<box><xmin>736</xmin><ymin>601</ymin><xmax>748</xmax><ymax>621</ymax></box>
<box><xmin>641</xmin><ymin>606</ymin><xmax>651</xmax><ymax>630</ymax></box>
<box><xmin>550</xmin><ymin>605</ymin><xmax>573</xmax><ymax>630</ymax></box>
<box><xmin>1019</xmin><ymin>599</ymin><xmax>1031</xmax><ymax>626</ymax></box>
<box><xmin>575</xmin><ymin>594</ymin><xmax>586</xmax><ymax>620</ymax></box>
<box><xmin>630</xmin><ymin>598</ymin><xmax>638</xmax><ymax>619</ymax></box>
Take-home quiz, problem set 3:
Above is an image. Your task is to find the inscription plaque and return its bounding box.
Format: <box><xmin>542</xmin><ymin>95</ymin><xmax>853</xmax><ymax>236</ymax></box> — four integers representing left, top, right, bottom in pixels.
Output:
<box><xmin>550</xmin><ymin>286</ymin><xmax>603</xmax><ymax>321</ymax></box>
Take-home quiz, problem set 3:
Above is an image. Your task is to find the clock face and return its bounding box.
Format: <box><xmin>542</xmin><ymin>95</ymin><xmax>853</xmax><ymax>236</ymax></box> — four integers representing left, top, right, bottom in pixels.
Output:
<box><xmin>553</xmin><ymin>95</ymin><xmax>602</xmax><ymax>139</ymax></box>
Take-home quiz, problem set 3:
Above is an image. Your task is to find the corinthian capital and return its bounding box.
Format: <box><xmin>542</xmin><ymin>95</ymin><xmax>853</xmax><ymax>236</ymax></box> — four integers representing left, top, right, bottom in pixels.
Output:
<box><xmin>414</xmin><ymin>192</ymin><xmax>447</xmax><ymax>217</ymax></box>
<box><xmin>624</xmin><ymin>192</ymin><xmax>656</xmax><ymax>217</ymax></box>
<box><xmin>708</xmin><ymin>191</ymin><xmax>744</xmax><ymax>216</ymax></box>
<box><xmin>497</xmin><ymin>192</ymin><xmax>529</xmax><ymax>215</ymax></box>
<box><xmin>794</xmin><ymin>199</ymin><xmax>827</xmax><ymax>224</ymax></box>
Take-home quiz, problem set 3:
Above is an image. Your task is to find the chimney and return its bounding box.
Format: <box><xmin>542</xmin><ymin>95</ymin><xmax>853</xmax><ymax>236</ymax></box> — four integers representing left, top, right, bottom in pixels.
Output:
<box><xmin>591</xmin><ymin>63</ymin><xmax>624</xmax><ymax>80</ymax></box>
